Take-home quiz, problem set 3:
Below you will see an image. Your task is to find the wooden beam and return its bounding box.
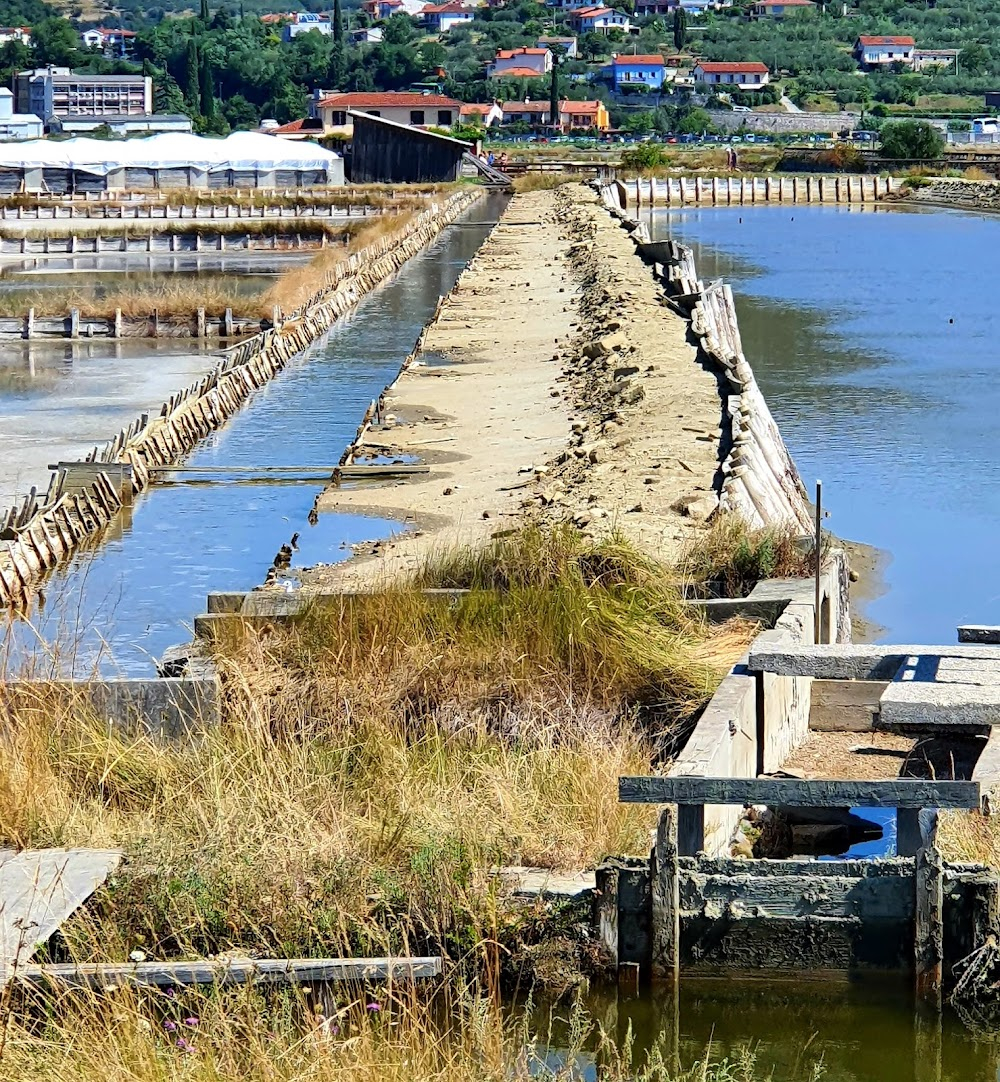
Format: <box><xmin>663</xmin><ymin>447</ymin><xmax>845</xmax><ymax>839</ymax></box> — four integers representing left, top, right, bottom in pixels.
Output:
<box><xmin>619</xmin><ymin>776</ymin><xmax>981</xmax><ymax>810</ymax></box>
<box><xmin>677</xmin><ymin>805</ymin><xmax>705</xmax><ymax>856</ymax></box>
<box><xmin>10</xmin><ymin>956</ymin><xmax>442</xmax><ymax>990</ymax></box>
<box><xmin>144</xmin><ymin>465</ymin><xmax>428</xmax><ymax>477</ymax></box>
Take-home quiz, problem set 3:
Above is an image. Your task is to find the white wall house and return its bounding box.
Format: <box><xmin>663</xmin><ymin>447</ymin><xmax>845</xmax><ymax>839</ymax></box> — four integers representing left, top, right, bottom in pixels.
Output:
<box><xmin>488</xmin><ymin>47</ymin><xmax>552</xmax><ymax>78</ymax></box>
<box><xmin>853</xmin><ymin>35</ymin><xmax>915</xmax><ymax>69</ymax></box>
<box><xmin>568</xmin><ymin>6</ymin><xmax>633</xmax><ymax>34</ymax></box>
<box><xmin>692</xmin><ymin>61</ymin><xmax>769</xmax><ymax>89</ymax></box>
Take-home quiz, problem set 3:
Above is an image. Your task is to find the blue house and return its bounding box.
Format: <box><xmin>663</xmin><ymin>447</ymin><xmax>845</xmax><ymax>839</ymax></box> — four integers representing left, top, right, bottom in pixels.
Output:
<box><xmin>610</xmin><ymin>53</ymin><xmax>667</xmax><ymax>91</ymax></box>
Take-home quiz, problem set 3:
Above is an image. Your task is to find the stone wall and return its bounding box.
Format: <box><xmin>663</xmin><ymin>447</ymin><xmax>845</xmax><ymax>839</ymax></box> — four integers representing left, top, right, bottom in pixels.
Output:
<box><xmin>707</xmin><ymin>109</ymin><xmax>860</xmax><ymax>134</ymax></box>
<box><xmin>893</xmin><ymin>177</ymin><xmax>1000</xmax><ymax>212</ymax></box>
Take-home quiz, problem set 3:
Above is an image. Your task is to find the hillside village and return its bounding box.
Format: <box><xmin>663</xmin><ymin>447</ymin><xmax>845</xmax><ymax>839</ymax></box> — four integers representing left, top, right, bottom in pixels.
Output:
<box><xmin>0</xmin><ymin>0</ymin><xmax>994</xmax><ymax>142</ymax></box>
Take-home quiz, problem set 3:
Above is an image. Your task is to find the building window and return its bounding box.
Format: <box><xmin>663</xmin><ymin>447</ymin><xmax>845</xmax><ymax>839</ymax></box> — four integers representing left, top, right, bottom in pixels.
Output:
<box><xmin>331</xmin><ymin>110</ymin><xmax>347</xmax><ymax>125</ymax></box>
<box><xmin>410</xmin><ymin>110</ymin><xmax>425</xmax><ymax>124</ymax></box>
<box><xmin>437</xmin><ymin>109</ymin><xmax>452</xmax><ymax>124</ymax></box>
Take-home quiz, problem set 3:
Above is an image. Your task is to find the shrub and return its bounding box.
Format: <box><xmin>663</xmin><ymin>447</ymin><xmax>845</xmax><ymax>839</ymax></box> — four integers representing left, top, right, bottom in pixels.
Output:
<box><xmin>620</xmin><ymin>142</ymin><xmax>670</xmax><ymax>170</ymax></box>
<box><xmin>879</xmin><ymin>119</ymin><xmax>945</xmax><ymax>160</ymax></box>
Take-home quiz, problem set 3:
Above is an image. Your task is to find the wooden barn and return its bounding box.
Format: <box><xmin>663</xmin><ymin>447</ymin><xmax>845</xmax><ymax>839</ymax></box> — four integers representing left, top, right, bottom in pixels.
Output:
<box><xmin>347</xmin><ymin>110</ymin><xmax>474</xmax><ymax>184</ymax></box>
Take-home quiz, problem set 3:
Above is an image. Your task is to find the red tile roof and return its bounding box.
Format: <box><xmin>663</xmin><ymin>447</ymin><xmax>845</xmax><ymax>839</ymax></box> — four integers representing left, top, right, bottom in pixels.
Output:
<box><xmin>493</xmin><ymin>66</ymin><xmax>546</xmax><ymax>77</ymax></box>
<box><xmin>857</xmin><ymin>35</ymin><xmax>915</xmax><ymax>45</ymax></box>
<box><xmin>755</xmin><ymin>0</ymin><xmax>814</xmax><ymax>5</ymax></box>
<box><xmin>573</xmin><ymin>6</ymin><xmax>613</xmax><ymax>14</ymax></box>
<box><xmin>318</xmin><ymin>92</ymin><xmax>461</xmax><ymax>108</ymax></box>
<box><xmin>460</xmin><ymin>102</ymin><xmax>495</xmax><ymax>113</ymax></box>
<box><xmin>496</xmin><ymin>47</ymin><xmax>549</xmax><ymax>57</ymax></box>
<box><xmin>695</xmin><ymin>61</ymin><xmax>769</xmax><ymax>73</ymax></box>
<box><xmin>560</xmin><ymin>100</ymin><xmax>600</xmax><ymax>112</ymax></box>
<box><xmin>501</xmin><ymin>101</ymin><xmax>549</xmax><ymax>112</ymax></box>
<box><xmin>422</xmin><ymin>2</ymin><xmax>473</xmax><ymax>12</ymax></box>
<box><xmin>612</xmin><ymin>53</ymin><xmax>664</xmax><ymax>65</ymax></box>
<box><xmin>269</xmin><ymin>117</ymin><xmax>325</xmax><ymax>133</ymax></box>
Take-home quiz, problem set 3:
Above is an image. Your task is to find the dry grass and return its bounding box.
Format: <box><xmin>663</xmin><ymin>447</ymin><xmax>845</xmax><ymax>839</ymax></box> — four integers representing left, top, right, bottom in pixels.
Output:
<box><xmin>0</xmin><ymin>525</ymin><xmax>751</xmax><ymax>968</ymax></box>
<box><xmin>261</xmin><ymin>210</ymin><xmax>417</xmax><ymax>314</ymax></box>
<box><xmin>677</xmin><ymin>512</ymin><xmax>815</xmax><ymax>599</ymax></box>
<box><xmin>511</xmin><ymin>173</ymin><xmax>586</xmax><ymax>193</ymax></box>
<box><xmin>0</xmin><ymin>980</ymin><xmax>799</xmax><ymax>1082</ymax></box>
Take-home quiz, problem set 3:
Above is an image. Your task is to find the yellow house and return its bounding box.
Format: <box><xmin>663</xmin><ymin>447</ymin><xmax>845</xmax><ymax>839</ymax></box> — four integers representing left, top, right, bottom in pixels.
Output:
<box><xmin>558</xmin><ymin>99</ymin><xmax>610</xmax><ymax>132</ymax></box>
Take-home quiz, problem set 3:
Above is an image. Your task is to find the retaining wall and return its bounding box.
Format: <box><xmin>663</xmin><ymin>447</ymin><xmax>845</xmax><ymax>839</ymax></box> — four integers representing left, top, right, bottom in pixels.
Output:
<box><xmin>595</xmin><ymin>181</ymin><xmax>853</xmax><ymax>855</ymax></box>
<box><xmin>891</xmin><ymin>177</ymin><xmax>1000</xmax><ymax>213</ymax></box>
<box><xmin>0</xmin><ymin>188</ymin><xmax>485</xmax><ymax>612</ymax></box>
<box><xmin>706</xmin><ymin>109</ymin><xmax>860</xmax><ymax>135</ymax></box>
<box><xmin>0</xmin><ymin>202</ymin><xmax>378</xmax><ymax>221</ymax></box>
<box><xmin>622</xmin><ymin>174</ymin><xmax>899</xmax><ymax>208</ymax></box>
<box><xmin>0</xmin><ymin>230</ymin><xmax>333</xmax><ymax>255</ymax></box>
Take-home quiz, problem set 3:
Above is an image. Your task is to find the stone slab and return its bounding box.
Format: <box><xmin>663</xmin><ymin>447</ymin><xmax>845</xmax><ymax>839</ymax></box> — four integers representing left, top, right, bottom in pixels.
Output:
<box><xmin>0</xmin><ymin>848</ymin><xmax>121</xmax><ymax>970</ymax></box>
<box><xmin>880</xmin><ymin>680</ymin><xmax>1000</xmax><ymax>728</ymax></box>
<box><xmin>749</xmin><ymin>644</ymin><xmax>1000</xmax><ymax>681</ymax></box>
<box><xmin>496</xmin><ymin>866</ymin><xmax>596</xmax><ymax>900</ymax></box>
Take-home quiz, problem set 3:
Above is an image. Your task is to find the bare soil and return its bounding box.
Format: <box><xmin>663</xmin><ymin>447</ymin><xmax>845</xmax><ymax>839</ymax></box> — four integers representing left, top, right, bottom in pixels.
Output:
<box><xmin>783</xmin><ymin>730</ymin><xmax>984</xmax><ymax>781</ymax></box>
<box><xmin>300</xmin><ymin>183</ymin><xmax>724</xmax><ymax>591</ymax></box>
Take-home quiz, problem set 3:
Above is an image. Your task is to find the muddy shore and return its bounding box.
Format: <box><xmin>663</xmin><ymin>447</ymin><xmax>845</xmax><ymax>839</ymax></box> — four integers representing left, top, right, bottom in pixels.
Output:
<box><xmin>300</xmin><ymin>183</ymin><xmax>724</xmax><ymax>591</ymax></box>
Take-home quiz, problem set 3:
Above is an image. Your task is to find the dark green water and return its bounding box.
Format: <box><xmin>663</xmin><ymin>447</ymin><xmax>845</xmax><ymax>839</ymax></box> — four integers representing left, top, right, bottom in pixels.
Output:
<box><xmin>648</xmin><ymin>203</ymin><xmax>1000</xmax><ymax>643</ymax></box>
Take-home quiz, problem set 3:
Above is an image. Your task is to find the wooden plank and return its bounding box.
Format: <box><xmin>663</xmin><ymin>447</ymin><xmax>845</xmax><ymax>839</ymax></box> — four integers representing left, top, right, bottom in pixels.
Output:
<box><xmin>0</xmin><ymin>849</ymin><xmax>122</xmax><ymax>969</ymax></box>
<box><xmin>677</xmin><ymin>804</ymin><xmax>705</xmax><ymax>856</ymax></box>
<box><xmin>619</xmin><ymin>776</ymin><xmax>981</xmax><ymax>809</ymax></box>
<box><xmin>12</xmin><ymin>956</ymin><xmax>441</xmax><ymax>989</ymax></box>
<box><xmin>973</xmin><ymin>733</ymin><xmax>1000</xmax><ymax>813</ymax></box>
<box><xmin>809</xmin><ymin>680</ymin><xmax>888</xmax><ymax>732</ymax></box>
<box><xmin>680</xmin><ymin>871</ymin><xmax>914</xmax><ymax>920</ymax></box>
<box><xmin>145</xmin><ymin>464</ymin><xmax>429</xmax><ymax>476</ymax></box>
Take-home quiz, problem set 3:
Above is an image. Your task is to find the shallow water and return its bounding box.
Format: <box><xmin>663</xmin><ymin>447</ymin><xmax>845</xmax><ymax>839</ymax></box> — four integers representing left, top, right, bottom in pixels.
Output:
<box><xmin>524</xmin><ymin>978</ymin><xmax>997</xmax><ymax>1081</ymax></box>
<box><xmin>0</xmin><ymin>198</ymin><xmax>503</xmax><ymax>674</ymax></box>
<box><xmin>647</xmin><ymin>202</ymin><xmax>1000</xmax><ymax>643</ymax></box>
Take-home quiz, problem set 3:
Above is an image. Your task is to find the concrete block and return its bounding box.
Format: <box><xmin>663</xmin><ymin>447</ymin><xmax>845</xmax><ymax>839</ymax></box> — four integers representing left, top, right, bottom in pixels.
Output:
<box><xmin>747</xmin><ymin>645</ymin><xmax>1000</xmax><ymax>680</ymax></box>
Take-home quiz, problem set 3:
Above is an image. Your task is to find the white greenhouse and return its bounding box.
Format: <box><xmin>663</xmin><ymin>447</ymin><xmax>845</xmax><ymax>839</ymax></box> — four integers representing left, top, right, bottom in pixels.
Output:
<box><xmin>0</xmin><ymin>131</ymin><xmax>344</xmax><ymax>193</ymax></box>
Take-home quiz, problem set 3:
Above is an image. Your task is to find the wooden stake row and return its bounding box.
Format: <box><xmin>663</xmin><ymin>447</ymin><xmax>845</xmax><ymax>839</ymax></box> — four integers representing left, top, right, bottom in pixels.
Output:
<box><xmin>0</xmin><ymin>188</ymin><xmax>486</xmax><ymax>612</ymax></box>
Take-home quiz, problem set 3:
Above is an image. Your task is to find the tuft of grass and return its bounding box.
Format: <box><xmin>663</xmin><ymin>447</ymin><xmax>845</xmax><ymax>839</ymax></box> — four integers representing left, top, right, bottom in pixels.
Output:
<box><xmin>678</xmin><ymin>512</ymin><xmax>815</xmax><ymax>599</ymax></box>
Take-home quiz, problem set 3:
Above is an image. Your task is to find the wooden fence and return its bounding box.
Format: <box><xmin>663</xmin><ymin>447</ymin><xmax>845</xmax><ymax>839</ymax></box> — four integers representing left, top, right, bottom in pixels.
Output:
<box><xmin>0</xmin><ymin>188</ymin><xmax>485</xmax><ymax>612</ymax></box>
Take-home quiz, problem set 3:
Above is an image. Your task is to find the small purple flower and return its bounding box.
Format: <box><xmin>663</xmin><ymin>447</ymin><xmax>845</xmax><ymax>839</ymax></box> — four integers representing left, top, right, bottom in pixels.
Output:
<box><xmin>366</xmin><ymin>1002</ymin><xmax>381</xmax><ymax>1012</ymax></box>
<box><xmin>184</xmin><ymin>1017</ymin><xmax>199</xmax><ymax>1027</ymax></box>
<box><xmin>163</xmin><ymin>1020</ymin><xmax>178</xmax><ymax>1032</ymax></box>
<box><xmin>164</xmin><ymin>987</ymin><xmax>176</xmax><ymax>999</ymax></box>
<box><xmin>175</xmin><ymin>1037</ymin><xmax>194</xmax><ymax>1053</ymax></box>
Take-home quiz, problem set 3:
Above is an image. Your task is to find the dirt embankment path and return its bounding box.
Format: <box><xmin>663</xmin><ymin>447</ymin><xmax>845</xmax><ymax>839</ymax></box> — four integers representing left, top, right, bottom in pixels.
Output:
<box><xmin>301</xmin><ymin>184</ymin><xmax>724</xmax><ymax>590</ymax></box>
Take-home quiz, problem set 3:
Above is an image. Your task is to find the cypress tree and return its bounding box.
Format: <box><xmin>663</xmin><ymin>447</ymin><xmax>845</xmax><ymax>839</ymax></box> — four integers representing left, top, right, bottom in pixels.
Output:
<box><xmin>200</xmin><ymin>0</ymin><xmax>210</xmax><ymax>23</ymax></box>
<box><xmin>199</xmin><ymin>49</ymin><xmax>214</xmax><ymax>117</ymax></box>
<box><xmin>333</xmin><ymin>0</ymin><xmax>343</xmax><ymax>42</ymax></box>
<box><xmin>184</xmin><ymin>37</ymin><xmax>200</xmax><ymax>112</ymax></box>
<box><xmin>673</xmin><ymin>8</ymin><xmax>686</xmax><ymax>52</ymax></box>
<box><xmin>549</xmin><ymin>59</ymin><xmax>558</xmax><ymax>132</ymax></box>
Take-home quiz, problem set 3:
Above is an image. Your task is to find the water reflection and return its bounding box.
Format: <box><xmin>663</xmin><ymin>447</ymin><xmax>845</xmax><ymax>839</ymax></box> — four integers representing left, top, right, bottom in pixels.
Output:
<box><xmin>648</xmin><ymin>203</ymin><xmax>1000</xmax><ymax>641</ymax></box>
<box><xmin>0</xmin><ymin>197</ymin><xmax>503</xmax><ymax>674</ymax></box>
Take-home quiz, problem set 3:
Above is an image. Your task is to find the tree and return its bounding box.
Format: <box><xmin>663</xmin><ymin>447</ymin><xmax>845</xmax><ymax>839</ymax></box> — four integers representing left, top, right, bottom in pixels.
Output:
<box><xmin>676</xmin><ymin>106</ymin><xmax>712</xmax><ymax>135</ymax></box>
<box><xmin>222</xmin><ymin>92</ymin><xmax>258</xmax><ymax>129</ymax></box>
<box><xmin>672</xmin><ymin>7</ymin><xmax>686</xmax><ymax>52</ymax></box>
<box><xmin>31</xmin><ymin>17</ymin><xmax>79</xmax><ymax>66</ymax></box>
<box><xmin>959</xmin><ymin>43</ymin><xmax>990</xmax><ymax>76</ymax></box>
<box><xmin>184</xmin><ymin>37</ymin><xmax>200</xmax><ymax>112</ymax></box>
<box><xmin>199</xmin><ymin>0</ymin><xmax>209</xmax><ymax>22</ymax></box>
<box><xmin>879</xmin><ymin>119</ymin><xmax>944</xmax><ymax>160</ymax></box>
<box><xmin>199</xmin><ymin>47</ymin><xmax>214</xmax><ymax>117</ymax></box>
<box><xmin>333</xmin><ymin>0</ymin><xmax>343</xmax><ymax>43</ymax></box>
<box><xmin>154</xmin><ymin>72</ymin><xmax>187</xmax><ymax>114</ymax></box>
<box><xmin>381</xmin><ymin>12</ymin><xmax>415</xmax><ymax>44</ymax></box>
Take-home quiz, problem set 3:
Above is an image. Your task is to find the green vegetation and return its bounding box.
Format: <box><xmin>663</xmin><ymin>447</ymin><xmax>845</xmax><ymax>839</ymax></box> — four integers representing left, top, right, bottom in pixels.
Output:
<box><xmin>879</xmin><ymin>118</ymin><xmax>946</xmax><ymax>158</ymax></box>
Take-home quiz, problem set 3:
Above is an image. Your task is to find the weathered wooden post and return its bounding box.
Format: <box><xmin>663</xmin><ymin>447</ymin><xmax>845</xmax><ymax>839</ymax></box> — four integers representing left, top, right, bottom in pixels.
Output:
<box><xmin>652</xmin><ymin>806</ymin><xmax>679</xmax><ymax>983</ymax></box>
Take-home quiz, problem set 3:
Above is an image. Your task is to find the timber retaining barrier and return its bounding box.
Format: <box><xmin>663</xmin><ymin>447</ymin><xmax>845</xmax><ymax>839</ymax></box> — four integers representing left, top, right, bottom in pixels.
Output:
<box><xmin>622</xmin><ymin>173</ymin><xmax>899</xmax><ymax>208</ymax></box>
<box><xmin>0</xmin><ymin>187</ymin><xmax>485</xmax><ymax>611</ymax></box>
<box><xmin>597</xmin><ymin>182</ymin><xmax>812</xmax><ymax>534</ymax></box>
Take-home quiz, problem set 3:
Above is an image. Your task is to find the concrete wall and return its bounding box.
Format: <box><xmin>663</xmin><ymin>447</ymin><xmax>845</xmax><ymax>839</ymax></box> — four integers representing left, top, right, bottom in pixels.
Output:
<box><xmin>622</xmin><ymin>174</ymin><xmax>900</xmax><ymax>208</ymax></box>
<box><xmin>670</xmin><ymin>556</ymin><xmax>850</xmax><ymax>856</ymax></box>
